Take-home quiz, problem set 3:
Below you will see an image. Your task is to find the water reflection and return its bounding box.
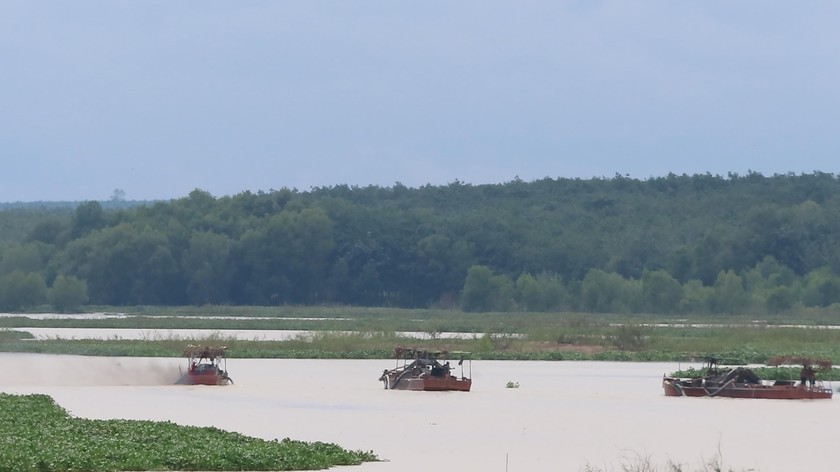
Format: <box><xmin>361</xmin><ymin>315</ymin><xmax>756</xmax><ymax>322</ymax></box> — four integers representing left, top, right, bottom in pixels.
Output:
<box><xmin>1</xmin><ymin>355</ymin><xmax>837</xmax><ymax>471</ymax></box>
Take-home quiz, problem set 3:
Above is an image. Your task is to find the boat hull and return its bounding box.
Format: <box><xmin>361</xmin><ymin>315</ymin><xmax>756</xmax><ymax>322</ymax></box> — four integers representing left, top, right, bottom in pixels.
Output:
<box><xmin>175</xmin><ymin>373</ymin><xmax>231</xmax><ymax>385</ymax></box>
<box><xmin>385</xmin><ymin>375</ymin><xmax>472</xmax><ymax>391</ymax></box>
<box><xmin>407</xmin><ymin>377</ymin><xmax>472</xmax><ymax>391</ymax></box>
<box><xmin>179</xmin><ymin>372</ymin><xmax>231</xmax><ymax>386</ymax></box>
<box><xmin>663</xmin><ymin>378</ymin><xmax>832</xmax><ymax>399</ymax></box>
<box><xmin>176</xmin><ymin>364</ymin><xmax>231</xmax><ymax>386</ymax></box>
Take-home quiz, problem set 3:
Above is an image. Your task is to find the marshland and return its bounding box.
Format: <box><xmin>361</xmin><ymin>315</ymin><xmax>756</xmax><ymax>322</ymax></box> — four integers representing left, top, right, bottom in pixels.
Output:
<box><xmin>3</xmin><ymin>307</ymin><xmax>840</xmax><ymax>471</ymax></box>
<box><xmin>5</xmin><ymin>175</ymin><xmax>840</xmax><ymax>470</ymax></box>
<box><xmin>4</xmin><ymin>306</ymin><xmax>840</xmax><ymax>375</ymax></box>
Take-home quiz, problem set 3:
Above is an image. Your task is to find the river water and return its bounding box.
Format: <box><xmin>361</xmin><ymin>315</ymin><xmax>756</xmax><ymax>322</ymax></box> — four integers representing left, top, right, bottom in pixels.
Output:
<box><xmin>2</xmin><ymin>354</ymin><xmax>838</xmax><ymax>471</ymax></box>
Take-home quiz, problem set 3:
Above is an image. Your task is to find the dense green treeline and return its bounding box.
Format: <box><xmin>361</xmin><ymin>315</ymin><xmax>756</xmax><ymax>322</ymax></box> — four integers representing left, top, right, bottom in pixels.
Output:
<box><xmin>2</xmin><ymin>172</ymin><xmax>840</xmax><ymax>315</ymax></box>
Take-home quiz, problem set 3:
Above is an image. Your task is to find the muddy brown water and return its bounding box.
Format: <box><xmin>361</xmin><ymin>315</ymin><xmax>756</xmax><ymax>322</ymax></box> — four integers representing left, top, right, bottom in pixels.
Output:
<box><xmin>1</xmin><ymin>354</ymin><xmax>838</xmax><ymax>471</ymax></box>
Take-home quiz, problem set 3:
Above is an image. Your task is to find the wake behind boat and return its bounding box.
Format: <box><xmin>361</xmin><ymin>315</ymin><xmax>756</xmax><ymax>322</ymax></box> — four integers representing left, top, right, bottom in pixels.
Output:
<box><xmin>662</xmin><ymin>357</ymin><xmax>832</xmax><ymax>400</ymax></box>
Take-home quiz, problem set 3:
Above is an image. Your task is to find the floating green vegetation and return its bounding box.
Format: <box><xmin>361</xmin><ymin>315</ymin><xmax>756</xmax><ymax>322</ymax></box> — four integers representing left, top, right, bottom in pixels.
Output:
<box><xmin>0</xmin><ymin>393</ymin><xmax>377</xmax><ymax>472</ymax></box>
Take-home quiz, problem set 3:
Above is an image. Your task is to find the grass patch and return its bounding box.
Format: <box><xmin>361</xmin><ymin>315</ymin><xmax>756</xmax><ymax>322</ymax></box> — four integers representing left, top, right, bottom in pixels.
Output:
<box><xmin>6</xmin><ymin>306</ymin><xmax>840</xmax><ymax>364</ymax></box>
<box><xmin>583</xmin><ymin>443</ymin><xmax>751</xmax><ymax>472</ymax></box>
<box><xmin>0</xmin><ymin>329</ymin><xmax>34</xmax><ymax>341</ymax></box>
<box><xmin>0</xmin><ymin>393</ymin><xmax>377</xmax><ymax>472</ymax></box>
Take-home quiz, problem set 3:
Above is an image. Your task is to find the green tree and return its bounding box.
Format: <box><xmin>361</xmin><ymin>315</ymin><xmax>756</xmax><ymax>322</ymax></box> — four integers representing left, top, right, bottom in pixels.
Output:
<box><xmin>515</xmin><ymin>272</ymin><xmax>566</xmax><ymax>312</ymax></box>
<box><xmin>693</xmin><ymin>226</ymin><xmax>736</xmax><ymax>285</ymax></box>
<box><xmin>25</xmin><ymin>219</ymin><xmax>68</xmax><ymax>245</ymax></box>
<box><xmin>678</xmin><ymin>279</ymin><xmax>713</xmax><ymax>314</ymax></box>
<box><xmin>666</xmin><ymin>246</ymin><xmax>695</xmax><ymax>284</ymax></box>
<box><xmin>0</xmin><ymin>242</ymin><xmax>46</xmax><ymax>275</ymax></box>
<box><xmin>233</xmin><ymin>207</ymin><xmax>335</xmax><ymax>305</ymax></box>
<box><xmin>742</xmin><ymin>256</ymin><xmax>797</xmax><ymax>291</ymax></box>
<box><xmin>58</xmin><ymin>223</ymin><xmax>182</xmax><ymax>305</ymax></box>
<box><xmin>0</xmin><ymin>271</ymin><xmax>47</xmax><ymax>310</ymax></box>
<box><xmin>765</xmin><ymin>286</ymin><xmax>796</xmax><ymax>313</ymax></box>
<box><xmin>460</xmin><ymin>265</ymin><xmax>514</xmax><ymax>312</ymax></box>
<box><xmin>49</xmin><ymin>275</ymin><xmax>89</xmax><ymax>312</ymax></box>
<box><xmin>416</xmin><ymin>233</ymin><xmax>473</xmax><ymax>307</ymax></box>
<box><xmin>801</xmin><ymin>268</ymin><xmax>840</xmax><ymax>307</ymax></box>
<box><xmin>5</xmin><ymin>173</ymin><xmax>840</xmax><ymax>311</ymax></box>
<box><xmin>515</xmin><ymin>273</ymin><xmax>541</xmax><ymax>311</ymax></box>
<box><xmin>641</xmin><ymin>269</ymin><xmax>683</xmax><ymax>314</ymax></box>
<box><xmin>71</xmin><ymin>201</ymin><xmax>105</xmax><ymax>238</ymax></box>
<box><xmin>711</xmin><ymin>270</ymin><xmax>748</xmax><ymax>314</ymax></box>
<box><xmin>181</xmin><ymin>231</ymin><xmax>233</xmax><ymax>305</ymax></box>
<box><xmin>580</xmin><ymin>269</ymin><xmax>641</xmax><ymax>314</ymax></box>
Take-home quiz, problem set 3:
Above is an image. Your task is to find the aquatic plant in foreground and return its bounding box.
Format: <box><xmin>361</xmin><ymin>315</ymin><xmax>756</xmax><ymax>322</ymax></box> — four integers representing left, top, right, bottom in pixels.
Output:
<box><xmin>0</xmin><ymin>393</ymin><xmax>377</xmax><ymax>472</ymax></box>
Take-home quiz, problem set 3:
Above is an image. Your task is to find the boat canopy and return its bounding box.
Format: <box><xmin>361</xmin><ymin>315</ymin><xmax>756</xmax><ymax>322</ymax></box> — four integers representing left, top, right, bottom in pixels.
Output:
<box><xmin>393</xmin><ymin>347</ymin><xmax>471</xmax><ymax>360</ymax></box>
<box><xmin>183</xmin><ymin>345</ymin><xmax>227</xmax><ymax>361</ymax></box>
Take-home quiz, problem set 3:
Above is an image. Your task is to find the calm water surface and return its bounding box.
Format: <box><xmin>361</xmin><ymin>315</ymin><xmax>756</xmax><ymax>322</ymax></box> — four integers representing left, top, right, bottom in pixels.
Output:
<box><xmin>1</xmin><ymin>354</ymin><xmax>837</xmax><ymax>471</ymax></box>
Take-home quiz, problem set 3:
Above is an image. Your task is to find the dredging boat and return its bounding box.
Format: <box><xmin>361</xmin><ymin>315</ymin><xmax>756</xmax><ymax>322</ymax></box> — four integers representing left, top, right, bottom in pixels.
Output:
<box><xmin>379</xmin><ymin>347</ymin><xmax>472</xmax><ymax>391</ymax></box>
<box><xmin>662</xmin><ymin>357</ymin><xmax>832</xmax><ymax>400</ymax></box>
<box><xmin>175</xmin><ymin>345</ymin><xmax>232</xmax><ymax>386</ymax></box>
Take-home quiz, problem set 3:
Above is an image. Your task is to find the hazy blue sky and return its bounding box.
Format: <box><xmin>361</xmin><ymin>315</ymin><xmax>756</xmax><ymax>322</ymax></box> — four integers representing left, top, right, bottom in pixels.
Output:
<box><xmin>3</xmin><ymin>2</ymin><xmax>839</xmax><ymax>202</ymax></box>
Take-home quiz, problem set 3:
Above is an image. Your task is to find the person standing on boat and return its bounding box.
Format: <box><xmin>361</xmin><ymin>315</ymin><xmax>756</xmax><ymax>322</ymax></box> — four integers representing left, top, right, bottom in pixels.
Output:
<box><xmin>800</xmin><ymin>366</ymin><xmax>815</xmax><ymax>388</ymax></box>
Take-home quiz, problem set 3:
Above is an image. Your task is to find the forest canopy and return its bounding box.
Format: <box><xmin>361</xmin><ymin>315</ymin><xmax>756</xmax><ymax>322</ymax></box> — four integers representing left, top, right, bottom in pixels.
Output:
<box><xmin>2</xmin><ymin>172</ymin><xmax>840</xmax><ymax>316</ymax></box>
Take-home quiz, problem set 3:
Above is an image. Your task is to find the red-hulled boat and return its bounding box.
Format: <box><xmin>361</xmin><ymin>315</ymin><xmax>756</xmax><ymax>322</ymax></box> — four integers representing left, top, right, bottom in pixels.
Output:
<box><xmin>663</xmin><ymin>357</ymin><xmax>832</xmax><ymax>400</ymax></box>
<box><xmin>176</xmin><ymin>345</ymin><xmax>232</xmax><ymax>386</ymax></box>
<box><xmin>379</xmin><ymin>347</ymin><xmax>472</xmax><ymax>391</ymax></box>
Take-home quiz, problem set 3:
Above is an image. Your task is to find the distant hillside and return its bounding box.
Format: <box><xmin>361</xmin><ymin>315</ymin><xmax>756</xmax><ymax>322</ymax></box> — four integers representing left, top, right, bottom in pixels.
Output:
<box><xmin>2</xmin><ymin>173</ymin><xmax>840</xmax><ymax>314</ymax></box>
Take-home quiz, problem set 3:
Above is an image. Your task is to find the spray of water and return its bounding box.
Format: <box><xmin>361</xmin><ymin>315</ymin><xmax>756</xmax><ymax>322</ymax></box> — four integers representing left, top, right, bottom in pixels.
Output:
<box><xmin>0</xmin><ymin>354</ymin><xmax>183</xmax><ymax>387</ymax></box>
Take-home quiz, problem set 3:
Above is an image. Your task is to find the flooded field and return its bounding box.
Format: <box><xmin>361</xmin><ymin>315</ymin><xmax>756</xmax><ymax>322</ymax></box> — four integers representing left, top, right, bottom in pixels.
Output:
<box><xmin>10</xmin><ymin>327</ymin><xmax>481</xmax><ymax>341</ymax></box>
<box><xmin>2</xmin><ymin>354</ymin><xmax>838</xmax><ymax>471</ymax></box>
